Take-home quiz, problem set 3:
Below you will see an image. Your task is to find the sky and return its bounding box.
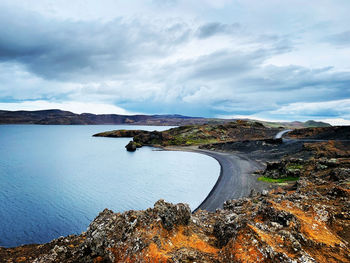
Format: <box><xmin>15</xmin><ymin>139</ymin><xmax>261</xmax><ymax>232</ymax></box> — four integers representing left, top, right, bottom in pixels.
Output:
<box><xmin>0</xmin><ymin>0</ymin><xmax>350</xmax><ymax>125</ymax></box>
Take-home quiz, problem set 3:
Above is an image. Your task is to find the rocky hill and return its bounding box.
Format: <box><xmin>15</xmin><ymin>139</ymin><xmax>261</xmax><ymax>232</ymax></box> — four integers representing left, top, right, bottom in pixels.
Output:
<box><xmin>93</xmin><ymin>120</ymin><xmax>281</xmax><ymax>149</ymax></box>
<box><xmin>261</xmin><ymin>120</ymin><xmax>331</xmax><ymax>129</ymax></box>
<box><xmin>288</xmin><ymin>126</ymin><xmax>350</xmax><ymax>140</ymax></box>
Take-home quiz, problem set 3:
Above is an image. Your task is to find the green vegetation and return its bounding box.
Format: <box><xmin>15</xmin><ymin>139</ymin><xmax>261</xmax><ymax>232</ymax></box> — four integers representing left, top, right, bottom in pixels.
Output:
<box><xmin>134</xmin><ymin>142</ymin><xmax>143</xmax><ymax>148</ymax></box>
<box><xmin>286</xmin><ymin>164</ymin><xmax>303</xmax><ymax>170</ymax></box>
<box><xmin>167</xmin><ymin>135</ymin><xmax>218</xmax><ymax>146</ymax></box>
<box><xmin>260</xmin><ymin>119</ymin><xmax>331</xmax><ymax>129</ymax></box>
<box><xmin>184</xmin><ymin>139</ymin><xmax>218</xmax><ymax>145</ymax></box>
<box><xmin>304</xmin><ymin>120</ymin><xmax>331</xmax><ymax>127</ymax></box>
<box><xmin>258</xmin><ymin>176</ymin><xmax>299</xmax><ymax>183</ymax></box>
<box><xmin>95</xmin><ymin>120</ymin><xmax>281</xmax><ymax>147</ymax></box>
<box><xmin>262</xmin><ymin>122</ymin><xmax>285</xmax><ymax>128</ymax></box>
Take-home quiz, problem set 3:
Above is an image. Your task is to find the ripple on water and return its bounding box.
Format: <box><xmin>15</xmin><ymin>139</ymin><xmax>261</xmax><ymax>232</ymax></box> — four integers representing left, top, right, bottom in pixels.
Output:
<box><xmin>0</xmin><ymin>125</ymin><xmax>219</xmax><ymax>247</ymax></box>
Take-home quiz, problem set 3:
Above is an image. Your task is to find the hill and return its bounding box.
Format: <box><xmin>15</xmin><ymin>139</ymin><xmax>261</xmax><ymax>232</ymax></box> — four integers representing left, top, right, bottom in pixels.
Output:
<box><xmin>288</xmin><ymin>126</ymin><xmax>350</xmax><ymax>140</ymax></box>
<box><xmin>0</xmin><ymin>109</ymin><xmax>208</xmax><ymax>126</ymax></box>
<box><xmin>261</xmin><ymin>120</ymin><xmax>331</xmax><ymax>129</ymax></box>
<box><xmin>93</xmin><ymin>120</ymin><xmax>281</xmax><ymax>148</ymax></box>
<box><xmin>0</xmin><ymin>109</ymin><xmax>331</xmax><ymax>127</ymax></box>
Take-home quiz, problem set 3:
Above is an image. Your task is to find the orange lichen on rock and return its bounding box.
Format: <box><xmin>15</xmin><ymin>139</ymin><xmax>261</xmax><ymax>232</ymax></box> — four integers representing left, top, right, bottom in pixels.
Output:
<box><xmin>144</xmin><ymin>225</ymin><xmax>218</xmax><ymax>262</ymax></box>
<box><xmin>146</xmin><ymin>243</ymin><xmax>169</xmax><ymax>263</ymax></box>
<box><xmin>93</xmin><ymin>256</ymin><xmax>104</xmax><ymax>263</ymax></box>
<box><xmin>272</xmin><ymin>200</ymin><xmax>343</xmax><ymax>247</ymax></box>
<box><xmin>304</xmin><ymin>140</ymin><xmax>350</xmax><ymax>158</ymax></box>
<box><xmin>223</xmin><ymin>229</ymin><xmax>265</xmax><ymax>263</ymax></box>
<box><xmin>248</xmin><ymin>224</ymin><xmax>295</xmax><ymax>259</ymax></box>
<box><xmin>165</xmin><ymin>226</ymin><xmax>217</xmax><ymax>254</ymax></box>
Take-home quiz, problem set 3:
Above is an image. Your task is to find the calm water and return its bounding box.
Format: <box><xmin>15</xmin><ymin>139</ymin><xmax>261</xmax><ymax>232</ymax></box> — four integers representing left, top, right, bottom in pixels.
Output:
<box><xmin>0</xmin><ymin>125</ymin><xmax>219</xmax><ymax>247</ymax></box>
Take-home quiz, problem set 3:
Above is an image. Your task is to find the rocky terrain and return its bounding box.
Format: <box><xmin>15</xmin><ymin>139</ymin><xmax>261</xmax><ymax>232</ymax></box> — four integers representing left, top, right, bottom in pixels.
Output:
<box><xmin>287</xmin><ymin>126</ymin><xmax>350</xmax><ymax>140</ymax></box>
<box><xmin>94</xmin><ymin>120</ymin><xmax>281</xmax><ymax>150</ymax></box>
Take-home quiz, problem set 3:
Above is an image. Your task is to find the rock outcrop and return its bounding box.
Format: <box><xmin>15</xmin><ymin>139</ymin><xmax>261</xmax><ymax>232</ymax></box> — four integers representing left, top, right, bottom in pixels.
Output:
<box><xmin>94</xmin><ymin>121</ymin><xmax>281</xmax><ymax>150</ymax></box>
<box><xmin>260</xmin><ymin>158</ymin><xmax>305</xmax><ymax>179</ymax></box>
<box><xmin>125</xmin><ymin>141</ymin><xmax>137</xmax><ymax>151</ymax></box>
<box><xmin>288</xmin><ymin>126</ymin><xmax>350</xmax><ymax>140</ymax></box>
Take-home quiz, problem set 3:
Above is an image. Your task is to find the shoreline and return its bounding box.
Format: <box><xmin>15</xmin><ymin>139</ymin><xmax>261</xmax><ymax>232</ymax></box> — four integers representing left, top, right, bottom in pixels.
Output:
<box><xmin>192</xmin><ymin>149</ymin><xmax>224</xmax><ymax>213</ymax></box>
<box><xmin>162</xmin><ymin>146</ymin><xmax>268</xmax><ymax>212</ymax></box>
<box><xmin>161</xmin><ymin>146</ymin><xmax>224</xmax><ymax>212</ymax></box>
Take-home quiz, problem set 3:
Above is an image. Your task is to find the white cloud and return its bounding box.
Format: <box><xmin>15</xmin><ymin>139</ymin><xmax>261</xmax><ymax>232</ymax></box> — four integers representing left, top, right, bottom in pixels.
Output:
<box><xmin>217</xmin><ymin>114</ymin><xmax>350</xmax><ymax>126</ymax></box>
<box><xmin>217</xmin><ymin>114</ymin><xmax>286</xmax><ymax>122</ymax></box>
<box><xmin>320</xmin><ymin>118</ymin><xmax>350</xmax><ymax>126</ymax></box>
<box><xmin>0</xmin><ymin>101</ymin><xmax>134</xmax><ymax>115</ymax></box>
<box><xmin>270</xmin><ymin>99</ymin><xmax>350</xmax><ymax>117</ymax></box>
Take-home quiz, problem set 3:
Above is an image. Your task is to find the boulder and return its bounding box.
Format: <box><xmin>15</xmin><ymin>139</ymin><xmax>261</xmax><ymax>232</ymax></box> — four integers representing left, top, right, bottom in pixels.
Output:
<box><xmin>125</xmin><ymin>141</ymin><xmax>137</xmax><ymax>151</ymax></box>
<box><xmin>153</xmin><ymin>199</ymin><xmax>191</xmax><ymax>231</ymax></box>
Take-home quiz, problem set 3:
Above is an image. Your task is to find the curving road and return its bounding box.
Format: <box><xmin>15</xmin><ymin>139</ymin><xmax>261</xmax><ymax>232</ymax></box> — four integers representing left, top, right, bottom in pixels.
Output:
<box><xmin>275</xmin><ymin>129</ymin><xmax>293</xmax><ymax>139</ymax></box>
<box><xmin>164</xmin><ymin>147</ymin><xmax>268</xmax><ymax>212</ymax></box>
<box><xmin>167</xmin><ymin>130</ymin><xmax>293</xmax><ymax>212</ymax></box>
<box><xmin>192</xmin><ymin>149</ymin><xmax>265</xmax><ymax>212</ymax></box>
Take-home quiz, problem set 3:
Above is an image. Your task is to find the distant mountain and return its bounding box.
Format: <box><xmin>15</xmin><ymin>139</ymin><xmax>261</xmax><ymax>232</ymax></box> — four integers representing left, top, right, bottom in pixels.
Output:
<box><xmin>303</xmin><ymin>120</ymin><xmax>331</xmax><ymax>127</ymax></box>
<box><xmin>260</xmin><ymin>119</ymin><xmax>331</xmax><ymax>129</ymax></box>
<box><xmin>0</xmin><ymin>109</ymin><xmax>225</xmax><ymax>126</ymax></box>
<box><xmin>0</xmin><ymin>109</ymin><xmax>332</xmax><ymax>127</ymax></box>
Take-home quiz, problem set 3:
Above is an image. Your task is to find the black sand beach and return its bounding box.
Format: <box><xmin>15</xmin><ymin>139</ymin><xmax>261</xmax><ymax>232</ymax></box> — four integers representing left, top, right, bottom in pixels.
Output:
<box><xmin>164</xmin><ymin>147</ymin><xmax>269</xmax><ymax>212</ymax></box>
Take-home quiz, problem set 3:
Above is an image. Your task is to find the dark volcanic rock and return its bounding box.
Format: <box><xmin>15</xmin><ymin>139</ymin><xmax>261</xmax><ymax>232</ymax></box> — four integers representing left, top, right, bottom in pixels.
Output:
<box><xmin>81</xmin><ymin>200</ymin><xmax>192</xmax><ymax>262</ymax></box>
<box><xmin>153</xmin><ymin>199</ymin><xmax>191</xmax><ymax>231</ymax></box>
<box><xmin>262</xmin><ymin>159</ymin><xmax>305</xmax><ymax>179</ymax></box>
<box><xmin>95</xmin><ymin>121</ymin><xmax>282</xmax><ymax>148</ymax></box>
<box><xmin>288</xmin><ymin>126</ymin><xmax>350</xmax><ymax>140</ymax></box>
<box><xmin>125</xmin><ymin>141</ymin><xmax>137</xmax><ymax>151</ymax></box>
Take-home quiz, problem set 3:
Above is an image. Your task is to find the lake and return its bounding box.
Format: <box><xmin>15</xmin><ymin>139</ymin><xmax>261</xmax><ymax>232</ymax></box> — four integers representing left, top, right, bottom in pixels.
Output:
<box><xmin>0</xmin><ymin>125</ymin><xmax>219</xmax><ymax>247</ymax></box>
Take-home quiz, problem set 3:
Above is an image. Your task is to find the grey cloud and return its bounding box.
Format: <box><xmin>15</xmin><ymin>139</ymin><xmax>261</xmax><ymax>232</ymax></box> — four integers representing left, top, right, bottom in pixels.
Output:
<box><xmin>324</xmin><ymin>30</ymin><xmax>350</xmax><ymax>47</ymax></box>
<box><xmin>148</xmin><ymin>46</ymin><xmax>350</xmax><ymax>116</ymax></box>
<box><xmin>197</xmin><ymin>22</ymin><xmax>240</xmax><ymax>38</ymax></box>
<box><xmin>62</xmin><ymin>42</ymin><xmax>350</xmax><ymax>117</ymax></box>
<box><xmin>188</xmin><ymin>51</ymin><xmax>261</xmax><ymax>80</ymax></box>
<box><xmin>0</xmin><ymin>7</ymin><xmax>191</xmax><ymax>81</ymax></box>
<box><xmin>168</xmin><ymin>43</ymin><xmax>293</xmax><ymax>85</ymax></box>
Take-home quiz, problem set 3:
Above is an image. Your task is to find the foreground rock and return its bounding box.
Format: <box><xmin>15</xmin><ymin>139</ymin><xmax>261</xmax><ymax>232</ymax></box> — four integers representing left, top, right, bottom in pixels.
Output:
<box><xmin>1</xmin><ymin>153</ymin><xmax>349</xmax><ymax>262</ymax></box>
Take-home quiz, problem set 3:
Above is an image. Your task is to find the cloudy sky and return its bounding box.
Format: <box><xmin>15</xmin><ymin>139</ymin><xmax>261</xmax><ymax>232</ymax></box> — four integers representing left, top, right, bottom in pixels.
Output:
<box><xmin>1</xmin><ymin>0</ymin><xmax>350</xmax><ymax>124</ymax></box>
